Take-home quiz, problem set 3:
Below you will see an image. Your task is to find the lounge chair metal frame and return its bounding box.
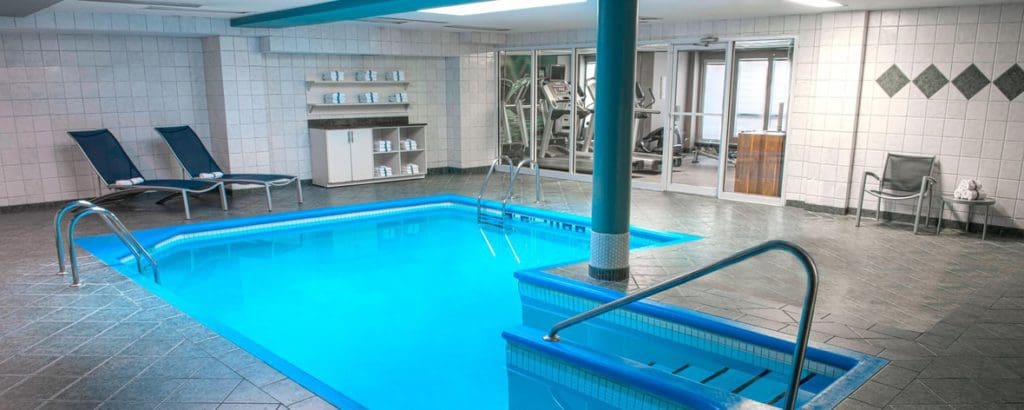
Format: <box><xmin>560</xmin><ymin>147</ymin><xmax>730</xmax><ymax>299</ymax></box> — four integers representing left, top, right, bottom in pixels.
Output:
<box><xmin>69</xmin><ymin>129</ymin><xmax>227</xmax><ymax>220</ymax></box>
<box><xmin>155</xmin><ymin>126</ymin><xmax>303</xmax><ymax>212</ymax></box>
<box><xmin>855</xmin><ymin>153</ymin><xmax>936</xmax><ymax>234</ymax></box>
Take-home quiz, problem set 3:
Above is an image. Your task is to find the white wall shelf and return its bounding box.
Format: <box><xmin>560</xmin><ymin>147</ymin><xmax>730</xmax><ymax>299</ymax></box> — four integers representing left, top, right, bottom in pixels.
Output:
<box><xmin>306</xmin><ymin>80</ymin><xmax>410</xmax><ymax>90</ymax></box>
<box><xmin>307</xmin><ymin>102</ymin><xmax>410</xmax><ymax>112</ymax></box>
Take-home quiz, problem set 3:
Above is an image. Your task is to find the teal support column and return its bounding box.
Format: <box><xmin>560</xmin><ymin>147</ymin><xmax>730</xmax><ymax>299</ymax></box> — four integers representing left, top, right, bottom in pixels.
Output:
<box><xmin>589</xmin><ymin>0</ymin><xmax>638</xmax><ymax>281</ymax></box>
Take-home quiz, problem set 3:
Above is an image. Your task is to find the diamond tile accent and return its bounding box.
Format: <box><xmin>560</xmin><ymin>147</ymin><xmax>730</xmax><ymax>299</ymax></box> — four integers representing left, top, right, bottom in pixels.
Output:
<box><xmin>876</xmin><ymin>65</ymin><xmax>910</xmax><ymax>97</ymax></box>
<box><xmin>993</xmin><ymin>64</ymin><xmax>1024</xmax><ymax>101</ymax></box>
<box><xmin>913</xmin><ymin>65</ymin><xmax>949</xmax><ymax>98</ymax></box>
<box><xmin>952</xmin><ymin>64</ymin><xmax>991</xmax><ymax>100</ymax></box>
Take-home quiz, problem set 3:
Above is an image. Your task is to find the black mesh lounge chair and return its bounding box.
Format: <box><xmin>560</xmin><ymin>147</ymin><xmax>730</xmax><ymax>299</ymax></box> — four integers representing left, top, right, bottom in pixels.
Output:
<box><xmin>68</xmin><ymin>129</ymin><xmax>227</xmax><ymax>220</ymax></box>
<box><xmin>154</xmin><ymin>126</ymin><xmax>302</xmax><ymax>212</ymax></box>
<box><xmin>855</xmin><ymin>153</ymin><xmax>936</xmax><ymax>234</ymax></box>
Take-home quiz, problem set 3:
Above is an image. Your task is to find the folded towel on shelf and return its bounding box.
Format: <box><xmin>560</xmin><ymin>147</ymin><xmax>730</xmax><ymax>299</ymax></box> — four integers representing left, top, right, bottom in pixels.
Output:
<box><xmin>374</xmin><ymin>139</ymin><xmax>392</xmax><ymax>152</ymax></box>
<box><xmin>322</xmin><ymin>92</ymin><xmax>346</xmax><ymax>104</ymax></box>
<box><xmin>374</xmin><ymin>165</ymin><xmax>393</xmax><ymax>177</ymax></box>
<box><xmin>321</xmin><ymin>71</ymin><xmax>344</xmax><ymax>81</ymax></box>
<box><xmin>355</xmin><ymin>70</ymin><xmax>378</xmax><ymax>82</ymax></box>
<box><xmin>113</xmin><ymin>177</ymin><xmax>145</xmax><ymax>186</ymax></box>
<box><xmin>404</xmin><ymin>163</ymin><xmax>420</xmax><ymax>175</ymax></box>
<box><xmin>199</xmin><ymin>172</ymin><xmax>224</xmax><ymax>179</ymax></box>
<box><xmin>401</xmin><ymin>138</ymin><xmax>418</xmax><ymax>150</ymax></box>
<box><xmin>385</xmin><ymin>70</ymin><xmax>406</xmax><ymax>81</ymax></box>
<box><xmin>388</xmin><ymin>92</ymin><xmax>408</xmax><ymax>103</ymax></box>
<box><xmin>357</xmin><ymin>92</ymin><xmax>380</xmax><ymax>103</ymax></box>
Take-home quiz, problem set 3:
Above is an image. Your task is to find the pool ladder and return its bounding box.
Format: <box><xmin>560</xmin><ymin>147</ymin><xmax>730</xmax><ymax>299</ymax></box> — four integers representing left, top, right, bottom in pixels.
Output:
<box><xmin>477</xmin><ymin>156</ymin><xmax>542</xmax><ymax>227</ymax></box>
<box><xmin>55</xmin><ymin>200</ymin><xmax>158</xmax><ymax>287</ymax></box>
<box><xmin>543</xmin><ymin>240</ymin><xmax>818</xmax><ymax>410</ymax></box>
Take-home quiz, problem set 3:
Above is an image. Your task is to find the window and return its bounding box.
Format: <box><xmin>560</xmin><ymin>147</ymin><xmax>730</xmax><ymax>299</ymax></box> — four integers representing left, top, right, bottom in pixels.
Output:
<box><xmin>731</xmin><ymin>48</ymin><xmax>791</xmax><ymax>136</ymax></box>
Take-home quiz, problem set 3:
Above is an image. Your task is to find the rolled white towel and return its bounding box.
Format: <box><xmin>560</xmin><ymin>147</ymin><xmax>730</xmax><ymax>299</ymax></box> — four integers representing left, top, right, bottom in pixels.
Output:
<box><xmin>199</xmin><ymin>172</ymin><xmax>224</xmax><ymax>179</ymax></box>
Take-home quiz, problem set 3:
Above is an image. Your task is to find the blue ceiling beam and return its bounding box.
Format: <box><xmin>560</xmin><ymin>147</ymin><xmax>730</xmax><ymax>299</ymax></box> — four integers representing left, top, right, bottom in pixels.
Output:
<box><xmin>231</xmin><ymin>0</ymin><xmax>484</xmax><ymax>28</ymax></box>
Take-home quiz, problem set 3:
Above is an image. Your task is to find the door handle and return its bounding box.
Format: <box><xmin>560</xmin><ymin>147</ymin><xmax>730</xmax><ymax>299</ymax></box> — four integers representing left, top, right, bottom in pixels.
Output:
<box><xmin>348</xmin><ymin>131</ymin><xmax>353</xmax><ymax>143</ymax></box>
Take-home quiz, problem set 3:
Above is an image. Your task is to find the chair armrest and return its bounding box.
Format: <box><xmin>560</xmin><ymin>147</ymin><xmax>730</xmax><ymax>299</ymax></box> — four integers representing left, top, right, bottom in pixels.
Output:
<box><xmin>863</xmin><ymin>171</ymin><xmax>880</xmax><ymax>181</ymax></box>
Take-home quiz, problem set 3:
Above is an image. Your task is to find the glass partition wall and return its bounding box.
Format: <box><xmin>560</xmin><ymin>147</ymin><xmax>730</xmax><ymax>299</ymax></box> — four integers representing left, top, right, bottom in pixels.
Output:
<box><xmin>667</xmin><ymin>45</ymin><xmax>728</xmax><ymax>194</ymax></box>
<box><xmin>498</xmin><ymin>51</ymin><xmax>534</xmax><ymax>163</ymax></box>
<box><xmin>535</xmin><ymin>50</ymin><xmax>575</xmax><ymax>173</ymax></box>
<box><xmin>495</xmin><ymin>38</ymin><xmax>794</xmax><ymax>204</ymax></box>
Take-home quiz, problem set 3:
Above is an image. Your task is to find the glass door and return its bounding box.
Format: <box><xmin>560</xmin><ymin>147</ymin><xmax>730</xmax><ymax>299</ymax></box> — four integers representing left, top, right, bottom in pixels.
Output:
<box><xmin>534</xmin><ymin>49</ymin><xmax>575</xmax><ymax>174</ymax></box>
<box><xmin>632</xmin><ymin>46</ymin><xmax>669</xmax><ymax>189</ymax></box>
<box><xmin>721</xmin><ymin>40</ymin><xmax>793</xmax><ymax>201</ymax></box>
<box><xmin>498</xmin><ymin>51</ymin><xmax>534</xmax><ymax>163</ymax></box>
<box><xmin>574</xmin><ymin>48</ymin><xmax>596</xmax><ymax>175</ymax></box>
<box><xmin>666</xmin><ymin>45</ymin><xmax>729</xmax><ymax>195</ymax></box>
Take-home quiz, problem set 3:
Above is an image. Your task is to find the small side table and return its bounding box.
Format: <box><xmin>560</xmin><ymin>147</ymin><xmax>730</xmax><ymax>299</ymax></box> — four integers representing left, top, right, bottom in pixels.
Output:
<box><xmin>937</xmin><ymin>197</ymin><xmax>996</xmax><ymax>240</ymax></box>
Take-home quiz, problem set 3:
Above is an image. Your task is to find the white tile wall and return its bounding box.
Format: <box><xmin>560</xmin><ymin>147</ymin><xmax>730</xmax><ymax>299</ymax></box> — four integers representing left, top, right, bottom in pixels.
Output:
<box><xmin>203</xmin><ymin>36</ymin><xmax>456</xmax><ymax>179</ymax></box>
<box><xmin>856</xmin><ymin>4</ymin><xmax>1024</xmax><ymax>228</ymax></box>
<box><xmin>0</xmin><ymin>16</ymin><xmax>501</xmax><ymax>205</ymax></box>
<box><xmin>444</xmin><ymin>52</ymin><xmax>497</xmax><ymax>168</ymax></box>
<box><xmin>0</xmin><ymin>33</ymin><xmax>208</xmax><ymax>206</ymax></box>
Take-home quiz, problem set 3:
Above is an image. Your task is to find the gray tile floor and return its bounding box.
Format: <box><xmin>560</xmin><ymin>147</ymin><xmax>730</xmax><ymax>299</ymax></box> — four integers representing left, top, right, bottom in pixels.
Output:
<box><xmin>1</xmin><ymin>174</ymin><xmax>1022</xmax><ymax>409</ymax></box>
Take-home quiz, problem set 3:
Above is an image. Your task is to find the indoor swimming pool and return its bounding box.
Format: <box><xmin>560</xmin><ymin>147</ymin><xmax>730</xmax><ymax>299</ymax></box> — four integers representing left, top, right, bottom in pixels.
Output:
<box><xmin>76</xmin><ymin>195</ymin><xmax>882</xmax><ymax>409</ymax></box>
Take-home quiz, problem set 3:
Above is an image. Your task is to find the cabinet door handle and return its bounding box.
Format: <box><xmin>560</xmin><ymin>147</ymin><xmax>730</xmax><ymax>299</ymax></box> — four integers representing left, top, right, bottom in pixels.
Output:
<box><xmin>348</xmin><ymin>131</ymin><xmax>353</xmax><ymax>143</ymax></box>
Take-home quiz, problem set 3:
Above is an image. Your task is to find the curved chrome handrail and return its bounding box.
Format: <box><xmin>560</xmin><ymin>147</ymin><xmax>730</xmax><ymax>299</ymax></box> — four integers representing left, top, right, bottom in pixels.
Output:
<box><xmin>66</xmin><ymin>206</ymin><xmax>159</xmax><ymax>287</ymax></box>
<box><xmin>543</xmin><ymin>240</ymin><xmax>818</xmax><ymax>410</ymax></box>
<box><xmin>55</xmin><ymin>200</ymin><xmax>98</xmax><ymax>274</ymax></box>
<box><xmin>502</xmin><ymin>158</ymin><xmax>542</xmax><ymax>217</ymax></box>
<box><xmin>477</xmin><ymin>155</ymin><xmax>513</xmax><ymax>221</ymax></box>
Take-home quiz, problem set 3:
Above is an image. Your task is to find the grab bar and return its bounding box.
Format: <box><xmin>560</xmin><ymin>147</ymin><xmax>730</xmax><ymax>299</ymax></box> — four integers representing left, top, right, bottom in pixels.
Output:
<box><xmin>543</xmin><ymin>240</ymin><xmax>818</xmax><ymax>410</ymax></box>
<box><xmin>64</xmin><ymin>206</ymin><xmax>159</xmax><ymax>287</ymax></box>
<box><xmin>477</xmin><ymin>155</ymin><xmax>513</xmax><ymax>222</ymax></box>
<box><xmin>502</xmin><ymin>158</ymin><xmax>542</xmax><ymax>218</ymax></box>
<box><xmin>55</xmin><ymin>200</ymin><xmax>98</xmax><ymax>274</ymax></box>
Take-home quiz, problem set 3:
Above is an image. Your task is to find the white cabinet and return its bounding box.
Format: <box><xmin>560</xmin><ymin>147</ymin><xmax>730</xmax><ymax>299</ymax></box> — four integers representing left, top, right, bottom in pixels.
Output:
<box><xmin>310</xmin><ymin>125</ymin><xmax>427</xmax><ymax>188</ymax></box>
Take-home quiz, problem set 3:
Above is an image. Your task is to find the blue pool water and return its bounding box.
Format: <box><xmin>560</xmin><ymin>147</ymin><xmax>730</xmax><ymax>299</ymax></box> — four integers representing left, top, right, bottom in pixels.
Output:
<box><xmin>78</xmin><ymin>195</ymin><xmax>882</xmax><ymax>409</ymax></box>
<box><xmin>79</xmin><ymin>198</ymin><xmax>689</xmax><ymax>409</ymax></box>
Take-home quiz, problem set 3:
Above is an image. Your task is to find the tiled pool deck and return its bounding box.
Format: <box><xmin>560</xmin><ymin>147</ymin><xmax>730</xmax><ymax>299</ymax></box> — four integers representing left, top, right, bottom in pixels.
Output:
<box><xmin>1</xmin><ymin>174</ymin><xmax>1022</xmax><ymax>409</ymax></box>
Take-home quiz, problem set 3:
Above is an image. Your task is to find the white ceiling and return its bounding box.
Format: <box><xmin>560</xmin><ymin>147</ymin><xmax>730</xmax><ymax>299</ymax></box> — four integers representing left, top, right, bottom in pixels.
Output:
<box><xmin>47</xmin><ymin>0</ymin><xmax>1024</xmax><ymax>32</ymax></box>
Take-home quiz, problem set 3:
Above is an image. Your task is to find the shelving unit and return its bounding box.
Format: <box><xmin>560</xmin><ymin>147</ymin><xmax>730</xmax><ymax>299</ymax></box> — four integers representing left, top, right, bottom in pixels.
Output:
<box><xmin>306</xmin><ymin>69</ymin><xmax>411</xmax><ymax>113</ymax></box>
<box><xmin>310</xmin><ymin>124</ymin><xmax>427</xmax><ymax>187</ymax></box>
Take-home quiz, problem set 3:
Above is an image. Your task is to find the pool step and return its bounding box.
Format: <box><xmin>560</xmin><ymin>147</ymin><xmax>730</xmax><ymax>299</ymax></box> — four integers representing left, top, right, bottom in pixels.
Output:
<box><xmin>646</xmin><ymin>360</ymin><xmax>816</xmax><ymax>406</ymax></box>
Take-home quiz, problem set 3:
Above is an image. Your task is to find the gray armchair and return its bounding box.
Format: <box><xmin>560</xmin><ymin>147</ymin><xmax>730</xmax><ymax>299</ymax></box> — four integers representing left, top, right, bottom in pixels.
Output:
<box><xmin>856</xmin><ymin>154</ymin><xmax>937</xmax><ymax>234</ymax></box>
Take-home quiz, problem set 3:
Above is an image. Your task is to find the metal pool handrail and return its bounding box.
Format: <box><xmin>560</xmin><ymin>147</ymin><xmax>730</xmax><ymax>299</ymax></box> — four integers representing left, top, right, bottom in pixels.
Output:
<box><xmin>502</xmin><ymin>158</ymin><xmax>541</xmax><ymax>216</ymax></box>
<box><xmin>55</xmin><ymin>200</ymin><xmax>98</xmax><ymax>274</ymax></box>
<box><xmin>477</xmin><ymin>155</ymin><xmax>513</xmax><ymax>222</ymax></box>
<box><xmin>64</xmin><ymin>206</ymin><xmax>159</xmax><ymax>287</ymax></box>
<box><xmin>543</xmin><ymin>240</ymin><xmax>818</xmax><ymax>410</ymax></box>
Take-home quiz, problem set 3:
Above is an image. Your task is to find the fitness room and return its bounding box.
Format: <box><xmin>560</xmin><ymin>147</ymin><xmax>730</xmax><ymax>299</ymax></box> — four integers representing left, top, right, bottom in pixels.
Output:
<box><xmin>498</xmin><ymin>39</ymin><xmax>794</xmax><ymax>203</ymax></box>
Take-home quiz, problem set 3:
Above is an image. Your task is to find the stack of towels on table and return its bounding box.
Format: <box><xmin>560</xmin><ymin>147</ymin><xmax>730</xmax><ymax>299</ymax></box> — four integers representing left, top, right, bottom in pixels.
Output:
<box><xmin>355</xmin><ymin>70</ymin><xmax>378</xmax><ymax>81</ymax></box>
<box><xmin>388</xmin><ymin>92</ymin><xmax>409</xmax><ymax>103</ymax></box>
<box><xmin>374</xmin><ymin>165</ymin><xmax>393</xmax><ymax>177</ymax></box>
<box><xmin>321</xmin><ymin>70</ymin><xmax>344</xmax><ymax>81</ymax></box>
<box><xmin>385</xmin><ymin>70</ymin><xmax>405</xmax><ymax>81</ymax></box>
<box><xmin>403</xmin><ymin>163</ymin><xmax>420</xmax><ymax>175</ymax></box>
<box><xmin>400</xmin><ymin>138</ymin><xmax>418</xmax><ymax>150</ymax></box>
<box><xmin>113</xmin><ymin>177</ymin><xmax>145</xmax><ymax>186</ymax></box>
<box><xmin>374</xmin><ymin>139</ymin><xmax>392</xmax><ymax>152</ymax></box>
<box><xmin>953</xmin><ymin>179</ymin><xmax>985</xmax><ymax>200</ymax></box>
<box><xmin>358</xmin><ymin>92</ymin><xmax>381</xmax><ymax>103</ymax></box>
<box><xmin>323</xmin><ymin>92</ymin><xmax>347</xmax><ymax>104</ymax></box>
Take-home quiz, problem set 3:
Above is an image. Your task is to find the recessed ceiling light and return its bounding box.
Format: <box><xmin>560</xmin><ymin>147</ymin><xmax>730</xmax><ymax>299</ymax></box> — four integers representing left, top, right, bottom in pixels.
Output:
<box><xmin>786</xmin><ymin>0</ymin><xmax>844</xmax><ymax>8</ymax></box>
<box><xmin>421</xmin><ymin>0</ymin><xmax>586</xmax><ymax>16</ymax></box>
